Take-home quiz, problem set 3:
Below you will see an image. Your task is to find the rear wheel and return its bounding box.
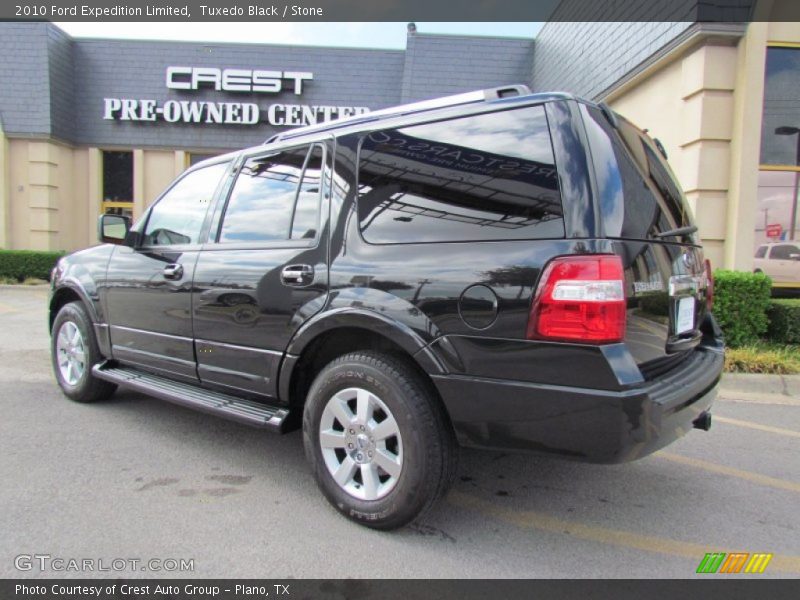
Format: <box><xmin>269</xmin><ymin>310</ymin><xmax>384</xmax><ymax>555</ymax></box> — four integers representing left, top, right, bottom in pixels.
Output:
<box><xmin>51</xmin><ymin>301</ymin><xmax>116</xmax><ymax>403</ymax></box>
<box><xmin>303</xmin><ymin>351</ymin><xmax>457</xmax><ymax>529</ymax></box>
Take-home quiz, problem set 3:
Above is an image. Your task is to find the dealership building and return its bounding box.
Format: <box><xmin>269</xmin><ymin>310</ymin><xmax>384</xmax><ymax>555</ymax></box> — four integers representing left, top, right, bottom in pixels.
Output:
<box><xmin>0</xmin><ymin>2</ymin><xmax>798</xmax><ymax>283</ymax></box>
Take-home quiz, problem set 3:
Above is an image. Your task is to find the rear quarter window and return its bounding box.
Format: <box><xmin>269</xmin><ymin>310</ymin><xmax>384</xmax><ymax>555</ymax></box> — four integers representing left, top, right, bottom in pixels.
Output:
<box><xmin>356</xmin><ymin>105</ymin><xmax>563</xmax><ymax>244</ymax></box>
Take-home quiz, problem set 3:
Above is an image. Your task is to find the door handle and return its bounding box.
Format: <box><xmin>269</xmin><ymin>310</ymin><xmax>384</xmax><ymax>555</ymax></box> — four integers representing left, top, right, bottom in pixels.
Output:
<box><xmin>163</xmin><ymin>263</ymin><xmax>184</xmax><ymax>280</ymax></box>
<box><xmin>281</xmin><ymin>264</ymin><xmax>314</xmax><ymax>286</ymax></box>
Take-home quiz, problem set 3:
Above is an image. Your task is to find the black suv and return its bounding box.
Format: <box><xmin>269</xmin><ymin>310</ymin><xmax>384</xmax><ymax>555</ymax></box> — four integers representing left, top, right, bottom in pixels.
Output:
<box><xmin>49</xmin><ymin>86</ymin><xmax>724</xmax><ymax>529</ymax></box>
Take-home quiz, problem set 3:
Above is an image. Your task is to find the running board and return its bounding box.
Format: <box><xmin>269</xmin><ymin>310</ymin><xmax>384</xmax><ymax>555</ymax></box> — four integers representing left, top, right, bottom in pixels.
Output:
<box><xmin>93</xmin><ymin>363</ymin><xmax>289</xmax><ymax>432</ymax></box>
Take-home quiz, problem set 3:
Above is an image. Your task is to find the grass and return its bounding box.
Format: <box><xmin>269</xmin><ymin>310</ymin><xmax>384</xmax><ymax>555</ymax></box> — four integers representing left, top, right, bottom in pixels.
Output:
<box><xmin>724</xmin><ymin>342</ymin><xmax>800</xmax><ymax>374</ymax></box>
<box><xmin>0</xmin><ymin>276</ymin><xmax>49</xmax><ymax>285</ymax></box>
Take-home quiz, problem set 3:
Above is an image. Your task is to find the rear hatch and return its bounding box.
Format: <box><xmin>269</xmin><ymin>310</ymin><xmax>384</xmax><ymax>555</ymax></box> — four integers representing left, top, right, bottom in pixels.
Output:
<box><xmin>580</xmin><ymin>104</ymin><xmax>711</xmax><ymax>377</ymax></box>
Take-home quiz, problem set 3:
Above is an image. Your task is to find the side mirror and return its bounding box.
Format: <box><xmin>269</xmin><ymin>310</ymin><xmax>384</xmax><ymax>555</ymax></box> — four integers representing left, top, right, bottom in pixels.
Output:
<box><xmin>98</xmin><ymin>214</ymin><xmax>131</xmax><ymax>245</ymax></box>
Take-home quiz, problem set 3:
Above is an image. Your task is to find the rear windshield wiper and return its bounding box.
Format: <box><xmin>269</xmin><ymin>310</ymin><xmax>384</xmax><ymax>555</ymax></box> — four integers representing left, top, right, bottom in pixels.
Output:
<box><xmin>653</xmin><ymin>225</ymin><xmax>698</xmax><ymax>239</ymax></box>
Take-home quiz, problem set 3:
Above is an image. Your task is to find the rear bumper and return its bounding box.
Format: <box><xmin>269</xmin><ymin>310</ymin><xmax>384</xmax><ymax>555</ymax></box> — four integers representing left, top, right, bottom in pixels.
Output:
<box><xmin>431</xmin><ymin>345</ymin><xmax>723</xmax><ymax>463</ymax></box>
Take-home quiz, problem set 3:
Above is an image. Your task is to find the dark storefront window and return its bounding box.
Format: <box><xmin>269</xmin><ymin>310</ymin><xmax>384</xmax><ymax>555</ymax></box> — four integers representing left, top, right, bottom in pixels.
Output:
<box><xmin>756</xmin><ymin>44</ymin><xmax>800</xmax><ymax>287</ymax></box>
<box><xmin>102</xmin><ymin>150</ymin><xmax>134</xmax><ymax>219</ymax></box>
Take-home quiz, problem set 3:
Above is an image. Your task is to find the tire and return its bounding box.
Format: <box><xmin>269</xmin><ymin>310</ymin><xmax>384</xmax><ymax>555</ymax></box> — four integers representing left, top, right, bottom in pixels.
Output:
<box><xmin>303</xmin><ymin>350</ymin><xmax>458</xmax><ymax>530</ymax></box>
<box><xmin>51</xmin><ymin>301</ymin><xmax>117</xmax><ymax>403</ymax></box>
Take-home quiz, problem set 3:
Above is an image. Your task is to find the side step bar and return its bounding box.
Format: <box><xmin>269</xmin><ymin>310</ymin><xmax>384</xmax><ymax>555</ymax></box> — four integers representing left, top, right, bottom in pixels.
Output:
<box><xmin>93</xmin><ymin>363</ymin><xmax>289</xmax><ymax>432</ymax></box>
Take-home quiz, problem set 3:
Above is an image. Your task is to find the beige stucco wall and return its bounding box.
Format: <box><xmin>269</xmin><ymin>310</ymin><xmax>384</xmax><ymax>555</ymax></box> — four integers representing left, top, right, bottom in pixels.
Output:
<box><xmin>0</xmin><ymin>142</ymin><xmax>191</xmax><ymax>251</ymax></box>
<box><xmin>143</xmin><ymin>150</ymin><xmax>180</xmax><ymax>211</ymax></box>
<box><xmin>3</xmin><ymin>139</ymin><xmax>98</xmax><ymax>252</ymax></box>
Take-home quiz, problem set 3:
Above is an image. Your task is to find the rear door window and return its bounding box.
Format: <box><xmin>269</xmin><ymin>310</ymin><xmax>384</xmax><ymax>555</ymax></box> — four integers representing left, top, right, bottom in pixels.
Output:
<box><xmin>217</xmin><ymin>144</ymin><xmax>325</xmax><ymax>244</ymax></box>
<box><xmin>357</xmin><ymin>105</ymin><xmax>563</xmax><ymax>244</ymax></box>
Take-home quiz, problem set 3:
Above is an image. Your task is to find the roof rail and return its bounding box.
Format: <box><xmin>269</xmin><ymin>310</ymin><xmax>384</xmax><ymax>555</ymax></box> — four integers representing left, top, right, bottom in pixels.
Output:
<box><xmin>263</xmin><ymin>84</ymin><xmax>532</xmax><ymax>144</ymax></box>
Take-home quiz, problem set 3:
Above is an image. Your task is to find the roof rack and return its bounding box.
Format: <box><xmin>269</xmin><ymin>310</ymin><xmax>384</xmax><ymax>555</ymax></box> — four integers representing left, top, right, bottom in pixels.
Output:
<box><xmin>263</xmin><ymin>84</ymin><xmax>532</xmax><ymax>145</ymax></box>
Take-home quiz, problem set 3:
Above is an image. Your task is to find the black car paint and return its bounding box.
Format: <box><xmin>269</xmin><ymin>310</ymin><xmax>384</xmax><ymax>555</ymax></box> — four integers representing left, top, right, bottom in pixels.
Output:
<box><xmin>50</xmin><ymin>93</ymin><xmax>722</xmax><ymax>463</ymax></box>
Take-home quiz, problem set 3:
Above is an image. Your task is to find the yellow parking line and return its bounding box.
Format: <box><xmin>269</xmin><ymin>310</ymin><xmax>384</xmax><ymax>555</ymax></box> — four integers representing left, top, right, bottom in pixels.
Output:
<box><xmin>448</xmin><ymin>490</ymin><xmax>800</xmax><ymax>573</ymax></box>
<box><xmin>713</xmin><ymin>415</ymin><xmax>800</xmax><ymax>438</ymax></box>
<box><xmin>658</xmin><ymin>452</ymin><xmax>800</xmax><ymax>494</ymax></box>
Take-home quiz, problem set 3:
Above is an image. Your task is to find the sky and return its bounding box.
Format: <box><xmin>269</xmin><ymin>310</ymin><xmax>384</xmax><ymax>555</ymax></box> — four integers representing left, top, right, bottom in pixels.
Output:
<box><xmin>54</xmin><ymin>22</ymin><xmax>542</xmax><ymax>49</ymax></box>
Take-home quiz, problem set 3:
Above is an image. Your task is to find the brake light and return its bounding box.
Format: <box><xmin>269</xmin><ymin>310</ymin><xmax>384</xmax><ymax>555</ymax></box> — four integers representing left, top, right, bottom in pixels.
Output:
<box><xmin>704</xmin><ymin>258</ymin><xmax>714</xmax><ymax>311</ymax></box>
<box><xmin>527</xmin><ymin>255</ymin><xmax>627</xmax><ymax>343</ymax></box>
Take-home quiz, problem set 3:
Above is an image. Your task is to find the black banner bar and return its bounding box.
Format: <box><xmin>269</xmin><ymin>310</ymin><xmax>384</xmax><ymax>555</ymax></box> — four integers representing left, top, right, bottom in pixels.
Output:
<box><xmin>3</xmin><ymin>0</ymin><xmax>800</xmax><ymax>22</ymax></box>
<box><xmin>2</xmin><ymin>579</ymin><xmax>800</xmax><ymax>600</ymax></box>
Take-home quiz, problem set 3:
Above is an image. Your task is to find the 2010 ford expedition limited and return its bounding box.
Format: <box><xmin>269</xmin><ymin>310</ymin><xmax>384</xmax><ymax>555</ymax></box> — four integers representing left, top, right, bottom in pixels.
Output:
<box><xmin>49</xmin><ymin>86</ymin><xmax>724</xmax><ymax>529</ymax></box>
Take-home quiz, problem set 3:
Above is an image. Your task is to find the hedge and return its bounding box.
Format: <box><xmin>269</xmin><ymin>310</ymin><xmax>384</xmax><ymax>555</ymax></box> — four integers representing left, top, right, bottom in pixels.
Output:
<box><xmin>712</xmin><ymin>270</ymin><xmax>772</xmax><ymax>347</ymax></box>
<box><xmin>0</xmin><ymin>250</ymin><xmax>65</xmax><ymax>282</ymax></box>
<box><xmin>767</xmin><ymin>299</ymin><xmax>800</xmax><ymax>345</ymax></box>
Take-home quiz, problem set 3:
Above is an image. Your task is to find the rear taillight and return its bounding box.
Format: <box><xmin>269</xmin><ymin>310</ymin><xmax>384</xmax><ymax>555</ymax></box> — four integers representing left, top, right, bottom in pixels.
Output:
<box><xmin>704</xmin><ymin>258</ymin><xmax>714</xmax><ymax>311</ymax></box>
<box><xmin>527</xmin><ymin>255</ymin><xmax>627</xmax><ymax>344</ymax></box>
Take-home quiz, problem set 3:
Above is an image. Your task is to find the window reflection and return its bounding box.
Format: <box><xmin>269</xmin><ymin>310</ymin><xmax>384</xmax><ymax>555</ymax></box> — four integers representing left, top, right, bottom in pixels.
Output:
<box><xmin>754</xmin><ymin>170</ymin><xmax>800</xmax><ymax>285</ymax></box>
<box><xmin>219</xmin><ymin>145</ymin><xmax>324</xmax><ymax>244</ymax></box>
<box><xmin>143</xmin><ymin>162</ymin><xmax>228</xmax><ymax>246</ymax></box>
<box><xmin>357</xmin><ymin>106</ymin><xmax>564</xmax><ymax>244</ymax></box>
<box><xmin>760</xmin><ymin>47</ymin><xmax>800</xmax><ymax>166</ymax></box>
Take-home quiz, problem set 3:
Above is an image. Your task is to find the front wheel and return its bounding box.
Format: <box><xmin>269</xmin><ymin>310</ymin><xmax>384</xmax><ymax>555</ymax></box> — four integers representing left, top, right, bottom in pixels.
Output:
<box><xmin>51</xmin><ymin>301</ymin><xmax>116</xmax><ymax>403</ymax></box>
<box><xmin>303</xmin><ymin>351</ymin><xmax>458</xmax><ymax>530</ymax></box>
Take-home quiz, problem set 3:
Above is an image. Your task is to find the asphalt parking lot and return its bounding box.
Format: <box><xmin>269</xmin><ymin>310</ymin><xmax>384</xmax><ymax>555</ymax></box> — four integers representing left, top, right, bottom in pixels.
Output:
<box><xmin>0</xmin><ymin>286</ymin><xmax>798</xmax><ymax>579</ymax></box>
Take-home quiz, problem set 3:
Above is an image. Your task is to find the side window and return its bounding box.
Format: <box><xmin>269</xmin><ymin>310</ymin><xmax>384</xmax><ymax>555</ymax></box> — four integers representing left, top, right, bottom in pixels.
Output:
<box><xmin>143</xmin><ymin>162</ymin><xmax>228</xmax><ymax>246</ymax></box>
<box><xmin>755</xmin><ymin>245</ymin><xmax>768</xmax><ymax>259</ymax></box>
<box><xmin>357</xmin><ymin>105</ymin><xmax>563</xmax><ymax>244</ymax></box>
<box><xmin>771</xmin><ymin>244</ymin><xmax>799</xmax><ymax>260</ymax></box>
<box><xmin>218</xmin><ymin>145</ymin><xmax>324</xmax><ymax>244</ymax></box>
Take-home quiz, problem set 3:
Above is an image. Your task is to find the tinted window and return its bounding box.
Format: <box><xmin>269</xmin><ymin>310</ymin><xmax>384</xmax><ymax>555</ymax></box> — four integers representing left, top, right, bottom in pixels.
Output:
<box><xmin>583</xmin><ymin>106</ymin><xmax>694</xmax><ymax>240</ymax></box>
<box><xmin>143</xmin><ymin>163</ymin><xmax>228</xmax><ymax>246</ymax></box>
<box><xmin>357</xmin><ymin>106</ymin><xmax>563</xmax><ymax>244</ymax></box>
<box><xmin>291</xmin><ymin>146</ymin><xmax>324</xmax><ymax>240</ymax></box>
<box><xmin>755</xmin><ymin>246</ymin><xmax>768</xmax><ymax>258</ymax></box>
<box><xmin>771</xmin><ymin>244</ymin><xmax>800</xmax><ymax>260</ymax></box>
<box><xmin>219</xmin><ymin>145</ymin><xmax>324</xmax><ymax>244</ymax></box>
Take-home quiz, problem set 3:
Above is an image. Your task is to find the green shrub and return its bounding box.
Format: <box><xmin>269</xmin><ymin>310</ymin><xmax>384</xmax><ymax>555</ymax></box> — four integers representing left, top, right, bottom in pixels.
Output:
<box><xmin>0</xmin><ymin>250</ymin><xmax>65</xmax><ymax>282</ymax></box>
<box><xmin>767</xmin><ymin>299</ymin><xmax>800</xmax><ymax>345</ymax></box>
<box><xmin>712</xmin><ymin>270</ymin><xmax>772</xmax><ymax>347</ymax></box>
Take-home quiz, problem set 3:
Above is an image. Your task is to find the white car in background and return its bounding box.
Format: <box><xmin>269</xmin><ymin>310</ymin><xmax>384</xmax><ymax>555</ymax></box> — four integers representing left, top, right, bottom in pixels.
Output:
<box><xmin>754</xmin><ymin>242</ymin><xmax>800</xmax><ymax>284</ymax></box>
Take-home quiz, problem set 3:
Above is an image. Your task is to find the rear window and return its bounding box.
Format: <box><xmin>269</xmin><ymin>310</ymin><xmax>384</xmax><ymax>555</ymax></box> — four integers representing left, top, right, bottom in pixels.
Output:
<box><xmin>582</xmin><ymin>105</ymin><xmax>695</xmax><ymax>241</ymax></box>
<box><xmin>357</xmin><ymin>105</ymin><xmax>563</xmax><ymax>244</ymax></box>
<box><xmin>755</xmin><ymin>245</ymin><xmax>767</xmax><ymax>258</ymax></box>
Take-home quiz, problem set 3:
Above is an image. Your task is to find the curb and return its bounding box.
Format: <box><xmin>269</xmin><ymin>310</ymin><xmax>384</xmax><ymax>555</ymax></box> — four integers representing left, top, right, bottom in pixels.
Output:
<box><xmin>719</xmin><ymin>373</ymin><xmax>800</xmax><ymax>405</ymax></box>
